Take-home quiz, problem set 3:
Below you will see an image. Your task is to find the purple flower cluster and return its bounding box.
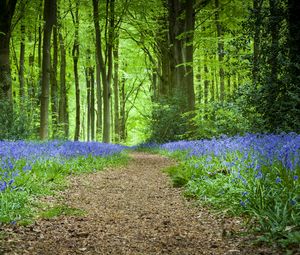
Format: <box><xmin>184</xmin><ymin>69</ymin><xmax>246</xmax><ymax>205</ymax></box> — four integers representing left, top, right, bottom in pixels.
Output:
<box><xmin>161</xmin><ymin>133</ymin><xmax>300</xmax><ymax>207</ymax></box>
<box><xmin>161</xmin><ymin>133</ymin><xmax>300</xmax><ymax>173</ymax></box>
<box><xmin>0</xmin><ymin>141</ymin><xmax>127</xmax><ymax>192</ymax></box>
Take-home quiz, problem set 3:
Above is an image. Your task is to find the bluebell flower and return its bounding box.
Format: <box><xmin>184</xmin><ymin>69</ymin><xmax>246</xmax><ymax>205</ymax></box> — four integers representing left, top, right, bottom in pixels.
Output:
<box><xmin>242</xmin><ymin>191</ymin><xmax>248</xmax><ymax>196</ymax></box>
<box><xmin>290</xmin><ymin>199</ymin><xmax>297</xmax><ymax>206</ymax></box>
<box><xmin>294</xmin><ymin>175</ymin><xmax>298</xmax><ymax>181</ymax></box>
<box><xmin>255</xmin><ymin>171</ymin><xmax>263</xmax><ymax>179</ymax></box>
<box><xmin>275</xmin><ymin>177</ymin><xmax>281</xmax><ymax>183</ymax></box>
<box><xmin>0</xmin><ymin>181</ymin><xmax>7</xmax><ymax>192</ymax></box>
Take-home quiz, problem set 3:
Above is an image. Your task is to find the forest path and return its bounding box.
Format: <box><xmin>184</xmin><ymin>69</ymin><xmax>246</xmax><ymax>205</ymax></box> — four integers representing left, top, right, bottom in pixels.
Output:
<box><xmin>0</xmin><ymin>152</ymin><xmax>274</xmax><ymax>255</ymax></box>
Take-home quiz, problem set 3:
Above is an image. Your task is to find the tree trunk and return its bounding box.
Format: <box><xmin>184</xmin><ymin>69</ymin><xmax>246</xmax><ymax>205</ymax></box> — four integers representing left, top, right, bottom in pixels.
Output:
<box><xmin>90</xmin><ymin>67</ymin><xmax>95</xmax><ymax>140</ymax></box>
<box><xmin>215</xmin><ymin>0</ymin><xmax>225</xmax><ymax>103</ymax></box>
<box><xmin>113</xmin><ymin>35</ymin><xmax>120</xmax><ymax>143</ymax></box>
<box><xmin>40</xmin><ymin>0</ymin><xmax>56</xmax><ymax>139</ymax></box>
<box><xmin>0</xmin><ymin>0</ymin><xmax>17</xmax><ymax>122</ymax></box>
<box><xmin>19</xmin><ymin>22</ymin><xmax>26</xmax><ymax>105</ymax></box>
<box><xmin>252</xmin><ymin>0</ymin><xmax>263</xmax><ymax>86</ymax></box>
<box><xmin>184</xmin><ymin>0</ymin><xmax>195</xmax><ymax>112</ymax></box>
<box><xmin>92</xmin><ymin>0</ymin><xmax>112</xmax><ymax>143</ymax></box>
<box><xmin>96</xmin><ymin>56</ymin><xmax>102</xmax><ymax>138</ymax></box>
<box><xmin>73</xmin><ymin>0</ymin><xmax>80</xmax><ymax>141</ymax></box>
<box><xmin>58</xmin><ymin>32</ymin><xmax>68</xmax><ymax>138</ymax></box>
<box><xmin>287</xmin><ymin>0</ymin><xmax>300</xmax><ymax>129</ymax></box>
<box><xmin>120</xmin><ymin>74</ymin><xmax>126</xmax><ymax>141</ymax></box>
<box><xmin>86</xmin><ymin>67</ymin><xmax>91</xmax><ymax>141</ymax></box>
<box><xmin>51</xmin><ymin>11</ymin><xmax>58</xmax><ymax>138</ymax></box>
<box><xmin>167</xmin><ymin>0</ymin><xmax>196</xmax><ymax>112</ymax></box>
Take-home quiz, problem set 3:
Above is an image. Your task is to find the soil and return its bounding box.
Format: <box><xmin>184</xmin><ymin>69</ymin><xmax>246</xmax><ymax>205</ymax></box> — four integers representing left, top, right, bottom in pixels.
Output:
<box><xmin>0</xmin><ymin>152</ymin><xmax>283</xmax><ymax>254</ymax></box>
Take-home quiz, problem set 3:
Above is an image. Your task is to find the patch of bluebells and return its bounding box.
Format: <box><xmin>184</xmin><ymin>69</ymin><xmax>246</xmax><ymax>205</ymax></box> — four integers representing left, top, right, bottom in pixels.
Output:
<box><xmin>0</xmin><ymin>141</ymin><xmax>127</xmax><ymax>192</ymax></box>
<box><xmin>161</xmin><ymin>133</ymin><xmax>300</xmax><ymax>207</ymax></box>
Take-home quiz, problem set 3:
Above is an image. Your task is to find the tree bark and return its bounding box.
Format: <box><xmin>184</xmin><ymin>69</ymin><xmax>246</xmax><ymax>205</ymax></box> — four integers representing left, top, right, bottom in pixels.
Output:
<box><xmin>51</xmin><ymin>9</ymin><xmax>58</xmax><ymax>138</ymax></box>
<box><xmin>92</xmin><ymin>0</ymin><xmax>112</xmax><ymax>143</ymax></box>
<box><xmin>72</xmin><ymin>0</ymin><xmax>80</xmax><ymax>141</ymax></box>
<box><xmin>215</xmin><ymin>0</ymin><xmax>225</xmax><ymax>103</ymax></box>
<box><xmin>96</xmin><ymin>56</ymin><xmax>102</xmax><ymax>138</ymax></box>
<box><xmin>40</xmin><ymin>0</ymin><xmax>56</xmax><ymax>139</ymax></box>
<box><xmin>86</xmin><ymin>67</ymin><xmax>91</xmax><ymax>141</ymax></box>
<box><xmin>0</xmin><ymin>0</ymin><xmax>17</xmax><ymax>110</ymax></box>
<box><xmin>113</xmin><ymin>35</ymin><xmax>120</xmax><ymax>142</ymax></box>
<box><xmin>58</xmin><ymin>32</ymin><xmax>68</xmax><ymax>138</ymax></box>
<box><xmin>19</xmin><ymin>22</ymin><xmax>26</xmax><ymax>105</ymax></box>
<box><xmin>287</xmin><ymin>0</ymin><xmax>300</xmax><ymax>127</ymax></box>
<box><xmin>252</xmin><ymin>0</ymin><xmax>263</xmax><ymax>86</ymax></box>
<box><xmin>90</xmin><ymin>67</ymin><xmax>95</xmax><ymax>140</ymax></box>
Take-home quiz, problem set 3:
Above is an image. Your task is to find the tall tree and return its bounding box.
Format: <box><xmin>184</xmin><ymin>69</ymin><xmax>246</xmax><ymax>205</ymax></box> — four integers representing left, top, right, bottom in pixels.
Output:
<box><xmin>40</xmin><ymin>0</ymin><xmax>57</xmax><ymax>139</ymax></box>
<box><xmin>71</xmin><ymin>0</ymin><xmax>80</xmax><ymax>141</ymax></box>
<box><xmin>214</xmin><ymin>0</ymin><xmax>225</xmax><ymax>103</ymax></box>
<box><xmin>51</xmin><ymin>9</ymin><xmax>58</xmax><ymax>138</ymax></box>
<box><xmin>92</xmin><ymin>0</ymin><xmax>116</xmax><ymax>143</ymax></box>
<box><xmin>58</xmin><ymin>32</ymin><xmax>68</xmax><ymax>138</ymax></box>
<box><xmin>19</xmin><ymin>12</ymin><xmax>26</xmax><ymax>106</ymax></box>
<box><xmin>0</xmin><ymin>0</ymin><xmax>18</xmax><ymax>131</ymax></box>
<box><xmin>287</xmin><ymin>0</ymin><xmax>300</xmax><ymax>130</ymax></box>
<box><xmin>113</xmin><ymin>34</ymin><xmax>120</xmax><ymax>142</ymax></box>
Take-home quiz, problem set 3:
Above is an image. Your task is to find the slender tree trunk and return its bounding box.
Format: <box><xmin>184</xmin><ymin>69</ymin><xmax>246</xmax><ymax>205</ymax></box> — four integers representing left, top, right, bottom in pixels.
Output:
<box><xmin>51</xmin><ymin>12</ymin><xmax>58</xmax><ymax>138</ymax></box>
<box><xmin>252</xmin><ymin>0</ymin><xmax>263</xmax><ymax>86</ymax></box>
<box><xmin>113</xmin><ymin>35</ymin><xmax>120</xmax><ymax>142</ymax></box>
<box><xmin>40</xmin><ymin>0</ymin><xmax>56</xmax><ymax>139</ymax></box>
<box><xmin>204</xmin><ymin>56</ymin><xmax>209</xmax><ymax>106</ymax></box>
<box><xmin>90</xmin><ymin>67</ymin><xmax>95</xmax><ymax>140</ymax></box>
<box><xmin>120</xmin><ymin>74</ymin><xmax>126</xmax><ymax>141</ymax></box>
<box><xmin>96</xmin><ymin>57</ymin><xmax>102</xmax><ymax>138</ymax></box>
<box><xmin>86</xmin><ymin>67</ymin><xmax>91</xmax><ymax>141</ymax></box>
<box><xmin>58</xmin><ymin>32</ymin><xmax>68</xmax><ymax>138</ymax></box>
<box><xmin>73</xmin><ymin>0</ymin><xmax>80</xmax><ymax>141</ymax></box>
<box><xmin>196</xmin><ymin>67</ymin><xmax>201</xmax><ymax>104</ymax></box>
<box><xmin>19</xmin><ymin>23</ymin><xmax>26</xmax><ymax>105</ymax></box>
<box><xmin>215</xmin><ymin>0</ymin><xmax>225</xmax><ymax>103</ymax></box>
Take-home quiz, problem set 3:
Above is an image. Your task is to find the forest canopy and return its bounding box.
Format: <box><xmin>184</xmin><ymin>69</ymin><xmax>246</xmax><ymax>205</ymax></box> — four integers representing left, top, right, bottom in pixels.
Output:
<box><xmin>0</xmin><ymin>0</ymin><xmax>299</xmax><ymax>144</ymax></box>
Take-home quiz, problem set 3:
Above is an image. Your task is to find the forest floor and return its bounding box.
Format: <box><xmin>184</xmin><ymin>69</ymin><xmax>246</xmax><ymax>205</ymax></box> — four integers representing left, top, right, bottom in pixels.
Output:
<box><xmin>0</xmin><ymin>152</ymin><xmax>282</xmax><ymax>255</ymax></box>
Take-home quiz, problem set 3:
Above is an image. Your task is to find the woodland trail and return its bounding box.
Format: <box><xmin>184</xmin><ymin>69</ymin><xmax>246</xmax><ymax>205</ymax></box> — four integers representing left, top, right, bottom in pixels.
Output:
<box><xmin>0</xmin><ymin>152</ymin><xmax>277</xmax><ymax>255</ymax></box>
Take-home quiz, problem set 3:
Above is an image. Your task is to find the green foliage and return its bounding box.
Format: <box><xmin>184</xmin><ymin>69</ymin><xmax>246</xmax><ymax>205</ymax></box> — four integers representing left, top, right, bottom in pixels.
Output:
<box><xmin>191</xmin><ymin>99</ymin><xmax>264</xmax><ymax>139</ymax></box>
<box><xmin>40</xmin><ymin>205</ymin><xmax>86</xmax><ymax>219</ymax></box>
<box><xmin>0</xmin><ymin>101</ymin><xmax>36</xmax><ymax>141</ymax></box>
<box><xmin>149</xmin><ymin>99</ymin><xmax>190</xmax><ymax>143</ymax></box>
<box><xmin>0</xmin><ymin>153</ymin><xmax>128</xmax><ymax>223</ymax></box>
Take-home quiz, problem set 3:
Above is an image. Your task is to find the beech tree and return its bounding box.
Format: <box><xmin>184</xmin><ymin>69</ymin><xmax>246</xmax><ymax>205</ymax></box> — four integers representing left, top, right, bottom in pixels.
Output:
<box><xmin>40</xmin><ymin>0</ymin><xmax>57</xmax><ymax>139</ymax></box>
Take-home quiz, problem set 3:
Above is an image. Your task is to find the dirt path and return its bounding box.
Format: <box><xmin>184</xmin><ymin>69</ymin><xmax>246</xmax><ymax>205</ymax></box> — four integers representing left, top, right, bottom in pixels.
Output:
<box><xmin>0</xmin><ymin>152</ymin><xmax>277</xmax><ymax>255</ymax></box>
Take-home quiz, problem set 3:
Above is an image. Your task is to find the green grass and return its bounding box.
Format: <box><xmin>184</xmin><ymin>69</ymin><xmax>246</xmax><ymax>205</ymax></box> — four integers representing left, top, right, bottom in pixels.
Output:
<box><xmin>0</xmin><ymin>152</ymin><xmax>129</xmax><ymax>224</ymax></box>
<box><xmin>40</xmin><ymin>205</ymin><xmax>86</xmax><ymax>219</ymax></box>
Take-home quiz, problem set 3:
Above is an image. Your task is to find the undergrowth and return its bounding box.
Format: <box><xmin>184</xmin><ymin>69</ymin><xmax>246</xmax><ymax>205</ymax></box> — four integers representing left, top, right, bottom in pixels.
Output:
<box><xmin>159</xmin><ymin>134</ymin><xmax>300</xmax><ymax>251</ymax></box>
<box><xmin>0</xmin><ymin>152</ymin><xmax>128</xmax><ymax>224</ymax></box>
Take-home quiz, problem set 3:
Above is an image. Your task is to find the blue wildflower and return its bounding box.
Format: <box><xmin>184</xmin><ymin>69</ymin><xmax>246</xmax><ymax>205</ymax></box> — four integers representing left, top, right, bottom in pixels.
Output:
<box><xmin>290</xmin><ymin>199</ymin><xmax>297</xmax><ymax>206</ymax></box>
<box><xmin>275</xmin><ymin>177</ymin><xmax>281</xmax><ymax>183</ymax></box>
<box><xmin>294</xmin><ymin>175</ymin><xmax>298</xmax><ymax>181</ymax></box>
<box><xmin>255</xmin><ymin>171</ymin><xmax>263</xmax><ymax>179</ymax></box>
<box><xmin>0</xmin><ymin>181</ymin><xmax>7</xmax><ymax>192</ymax></box>
<box><xmin>242</xmin><ymin>191</ymin><xmax>248</xmax><ymax>196</ymax></box>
